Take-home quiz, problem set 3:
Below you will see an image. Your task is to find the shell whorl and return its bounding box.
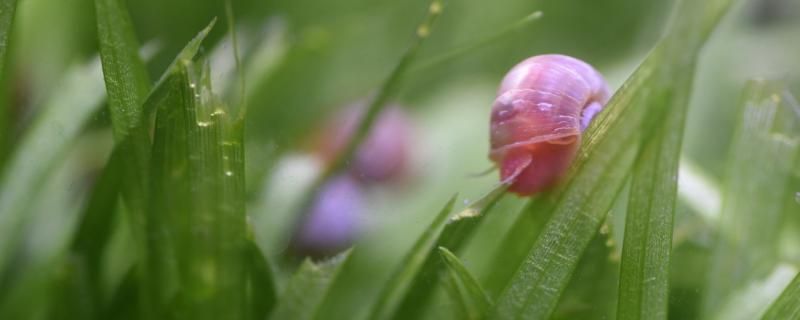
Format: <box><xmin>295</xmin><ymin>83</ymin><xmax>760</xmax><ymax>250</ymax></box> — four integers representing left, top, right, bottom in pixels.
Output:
<box><xmin>488</xmin><ymin>54</ymin><xmax>609</xmax><ymax>196</ymax></box>
<box><xmin>489</xmin><ymin>54</ymin><xmax>609</xmax><ymax>161</ymax></box>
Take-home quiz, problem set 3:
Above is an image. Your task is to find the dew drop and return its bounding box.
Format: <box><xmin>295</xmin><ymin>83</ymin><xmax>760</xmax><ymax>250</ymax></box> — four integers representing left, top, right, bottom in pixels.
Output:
<box><xmin>225</xmin><ymin>171</ymin><xmax>233</xmax><ymax>177</ymax></box>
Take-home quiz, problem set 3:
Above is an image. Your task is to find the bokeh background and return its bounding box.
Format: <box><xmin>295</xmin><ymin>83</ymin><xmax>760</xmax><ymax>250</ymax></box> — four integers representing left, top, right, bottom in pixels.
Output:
<box><xmin>2</xmin><ymin>0</ymin><xmax>800</xmax><ymax>318</ymax></box>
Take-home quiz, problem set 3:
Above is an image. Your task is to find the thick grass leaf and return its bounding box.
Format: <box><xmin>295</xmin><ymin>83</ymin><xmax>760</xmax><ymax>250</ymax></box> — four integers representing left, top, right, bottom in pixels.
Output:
<box><xmin>269</xmin><ymin>253</ymin><xmax>350</xmax><ymax>320</ymax></box>
<box><xmin>763</xmin><ymin>270</ymin><xmax>800</xmax><ymax>320</ymax></box>
<box><xmin>438</xmin><ymin>247</ymin><xmax>492</xmax><ymax>319</ymax></box>
<box><xmin>615</xmin><ymin>37</ymin><xmax>697</xmax><ymax>320</ymax></box>
<box><xmin>66</xmin><ymin>19</ymin><xmax>215</xmax><ymax>319</ymax></box>
<box><xmin>0</xmin><ymin>58</ymin><xmax>105</xmax><ymax>278</ymax></box>
<box><xmin>488</xmin><ymin>1</ymin><xmax>732</xmax><ymax>319</ymax></box>
<box><xmin>702</xmin><ymin>82</ymin><xmax>800</xmax><ymax>316</ymax></box>
<box><xmin>146</xmin><ymin>58</ymin><xmax>248</xmax><ymax>319</ymax></box>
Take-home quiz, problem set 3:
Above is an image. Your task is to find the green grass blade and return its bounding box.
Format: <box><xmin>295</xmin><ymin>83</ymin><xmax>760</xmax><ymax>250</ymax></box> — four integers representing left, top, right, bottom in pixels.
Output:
<box><xmin>367</xmin><ymin>195</ymin><xmax>458</xmax><ymax>320</ymax></box>
<box><xmin>411</xmin><ymin>10</ymin><xmax>542</xmax><ymax>72</ymax></box>
<box><xmin>95</xmin><ymin>0</ymin><xmax>151</xmax><ymax>140</ymax></box>
<box><xmin>245</xmin><ymin>239</ymin><xmax>277</xmax><ymax>320</ymax></box>
<box><xmin>702</xmin><ymin>82</ymin><xmax>800</xmax><ymax>316</ymax></box>
<box><xmin>269</xmin><ymin>253</ymin><xmax>351</xmax><ymax>320</ymax></box>
<box><xmin>615</xmin><ymin>39</ymin><xmax>698</xmax><ymax>320</ymax></box>
<box><xmin>0</xmin><ymin>0</ymin><xmax>18</xmax><ymax>163</ymax></box>
<box><xmin>552</xmin><ymin>230</ymin><xmax>619</xmax><ymax>319</ymax></box>
<box><xmin>763</xmin><ymin>271</ymin><xmax>800</xmax><ymax>320</ymax></box>
<box><xmin>488</xmin><ymin>1</ymin><xmax>732</xmax><ymax>318</ymax></box>
<box><xmin>391</xmin><ymin>184</ymin><xmax>506</xmax><ymax>319</ymax></box>
<box><xmin>0</xmin><ymin>58</ymin><xmax>105</xmax><ymax>277</ymax></box>
<box><xmin>438</xmin><ymin>247</ymin><xmax>492</xmax><ymax>319</ymax></box>
<box><xmin>146</xmin><ymin>58</ymin><xmax>248</xmax><ymax>318</ymax></box>
<box><xmin>72</xmin><ymin>17</ymin><xmax>214</xmax><ymax>318</ymax></box>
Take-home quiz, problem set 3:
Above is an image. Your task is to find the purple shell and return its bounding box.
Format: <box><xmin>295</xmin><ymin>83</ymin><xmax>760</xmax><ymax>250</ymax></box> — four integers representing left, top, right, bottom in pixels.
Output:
<box><xmin>489</xmin><ymin>54</ymin><xmax>610</xmax><ymax>196</ymax></box>
<box><xmin>291</xmin><ymin>175</ymin><xmax>364</xmax><ymax>257</ymax></box>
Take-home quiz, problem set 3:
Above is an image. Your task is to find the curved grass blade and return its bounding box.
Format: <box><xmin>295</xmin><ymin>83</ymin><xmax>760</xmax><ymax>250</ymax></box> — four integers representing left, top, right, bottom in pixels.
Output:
<box><xmin>438</xmin><ymin>247</ymin><xmax>492</xmax><ymax>319</ymax></box>
<box><xmin>367</xmin><ymin>195</ymin><xmax>458</xmax><ymax>320</ymax></box>
<box><xmin>269</xmin><ymin>253</ymin><xmax>350</xmax><ymax>320</ymax></box>
<box><xmin>702</xmin><ymin>82</ymin><xmax>800</xmax><ymax>316</ymax></box>
<box><xmin>390</xmin><ymin>184</ymin><xmax>506</xmax><ymax>319</ymax></box>
<box><xmin>95</xmin><ymin>0</ymin><xmax>151</xmax><ymax>140</ymax></box>
<box><xmin>488</xmin><ymin>1</ymin><xmax>732</xmax><ymax>319</ymax></box>
<box><xmin>0</xmin><ymin>0</ymin><xmax>18</xmax><ymax>163</ymax></box>
<box><xmin>0</xmin><ymin>58</ymin><xmax>105</xmax><ymax>278</ymax></box>
<box><xmin>763</xmin><ymin>270</ymin><xmax>800</xmax><ymax>320</ymax></box>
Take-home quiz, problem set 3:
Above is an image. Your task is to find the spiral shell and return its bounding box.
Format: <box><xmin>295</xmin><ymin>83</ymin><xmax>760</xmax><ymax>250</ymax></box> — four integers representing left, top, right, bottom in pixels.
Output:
<box><xmin>315</xmin><ymin>104</ymin><xmax>412</xmax><ymax>184</ymax></box>
<box><xmin>489</xmin><ymin>54</ymin><xmax>610</xmax><ymax>196</ymax></box>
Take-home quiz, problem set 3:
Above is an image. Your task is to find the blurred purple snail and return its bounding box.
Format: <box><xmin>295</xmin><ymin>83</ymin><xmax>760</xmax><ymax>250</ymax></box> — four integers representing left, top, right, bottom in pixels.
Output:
<box><xmin>291</xmin><ymin>175</ymin><xmax>364</xmax><ymax>257</ymax></box>
<box><xmin>314</xmin><ymin>104</ymin><xmax>413</xmax><ymax>184</ymax></box>
<box><xmin>489</xmin><ymin>54</ymin><xmax>610</xmax><ymax>196</ymax></box>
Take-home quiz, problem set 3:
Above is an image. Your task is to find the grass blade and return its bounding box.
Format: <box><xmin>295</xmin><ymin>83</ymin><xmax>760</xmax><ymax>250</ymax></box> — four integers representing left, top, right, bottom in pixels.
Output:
<box><xmin>367</xmin><ymin>195</ymin><xmax>458</xmax><ymax>320</ymax></box>
<box><xmin>763</xmin><ymin>270</ymin><xmax>800</xmax><ymax>320</ymax></box>
<box><xmin>702</xmin><ymin>82</ymin><xmax>800</xmax><ymax>316</ymax></box>
<box><xmin>615</xmin><ymin>35</ymin><xmax>698</xmax><ymax>320</ymax></box>
<box><xmin>146</xmin><ymin>57</ymin><xmax>248</xmax><ymax>318</ymax></box>
<box><xmin>269</xmin><ymin>253</ymin><xmax>350</xmax><ymax>320</ymax></box>
<box><xmin>294</xmin><ymin>0</ymin><xmax>442</xmax><ymax>232</ymax></box>
<box><xmin>0</xmin><ymin>58</ymin><xmax>105</xmax><ymax>277</ymax></box>
<box><xmin>552</xmin><ymin>230</ymin><xmax>618</xmax><ymax>319</ymax></box>
<box><xmin>246</xmin><ymin>239</ymin><xmax>277</xmax><ymax>320</ymax></box>
<box><xmin>0</xmin><ymin>0</ymin><xmax>18</xmax><ymax>163</ymax></box>
<box><xmin>391</xmin><ymin>184</ymin><xmax>506</xmax><ymax>319</ymax></box>
<box><xmin>438</xmin><ymin>247</ymin><xmax>492</xmax><ymax>319</ymax></box>
<box><xmin>95</xmin><ymin>0</ymin><xmax>151</xmax><ymax>140</ymax></box>
<box><xmin>488</xmin><ymin>1</ymin><xmax>732</xmax><ymax>318</ymax></box>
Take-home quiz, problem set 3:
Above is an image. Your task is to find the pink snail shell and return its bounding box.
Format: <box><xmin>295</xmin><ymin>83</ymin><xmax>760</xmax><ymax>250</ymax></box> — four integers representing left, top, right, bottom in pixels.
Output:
<box><xmin>314</xmin><ymin>104</ymin><xmax>412</xmax><ymax>184</ymax></box>
<box><xmin>489</xmin><ymin>54</ymin><xmax>610</xmax><ymax>196</ymax></box>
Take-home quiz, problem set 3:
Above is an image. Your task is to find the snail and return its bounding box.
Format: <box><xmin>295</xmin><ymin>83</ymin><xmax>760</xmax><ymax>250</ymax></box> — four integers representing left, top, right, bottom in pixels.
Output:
<box><xmin>314</xmin><ymin>104</ymin><xmax>413</xmax><ymax>184</ymax></box>
<box><xmin>291</xmin><ymin>175</ymin><xmax>364</xmax><ymax>257</ymax></box>
<box><xmin>489</xmin><ymin>54</ymin><xmax>610</xmax><ymax>196</ymax></box>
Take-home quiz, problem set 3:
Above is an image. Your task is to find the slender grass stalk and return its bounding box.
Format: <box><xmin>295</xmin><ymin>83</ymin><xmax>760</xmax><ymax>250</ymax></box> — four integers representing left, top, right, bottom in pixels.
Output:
<box><xmin>367</xmin><ymin>195</ymin><xmax>457</xmax><ymax>320</ymax></box>
<box><xmin>390</xmin><ymin>184</ymin><xmax>506</xmax><ymax>319</ymax></box>
<box><xmin>438</xmin><ymin>246</ymin><xmax>492</xmax><ymax>319</ymax></box>
<box><xmin>411</xmin><ymin>10</ymin><xmax>543</xmax><ymax>72</ymax></box>
<box><xmin>294</xmin><ymin>0</ymin><xmax>443</xmax><ymax>231</ymax></box>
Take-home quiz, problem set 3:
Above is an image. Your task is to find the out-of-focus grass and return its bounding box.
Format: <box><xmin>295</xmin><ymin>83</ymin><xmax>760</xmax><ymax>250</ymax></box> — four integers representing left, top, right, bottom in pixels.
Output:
<box><xmin>1</xmin><ymin>0</ymin><xmax>800</xmax><ymax>319</ymax></box>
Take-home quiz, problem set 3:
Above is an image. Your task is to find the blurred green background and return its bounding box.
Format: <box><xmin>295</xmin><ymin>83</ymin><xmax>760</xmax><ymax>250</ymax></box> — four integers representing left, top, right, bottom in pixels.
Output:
<box><xmin>2</xmin><ymin>0</ymin><xmax>800</xmax><ymax>319</ymax></box>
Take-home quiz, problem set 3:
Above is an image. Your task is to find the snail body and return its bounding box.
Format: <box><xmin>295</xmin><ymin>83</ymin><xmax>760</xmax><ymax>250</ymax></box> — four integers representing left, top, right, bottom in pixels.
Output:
<box><xmin>489</xmin><ymin>54</ymin><xmax>610</xmax><ymax>196</ymax></box>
